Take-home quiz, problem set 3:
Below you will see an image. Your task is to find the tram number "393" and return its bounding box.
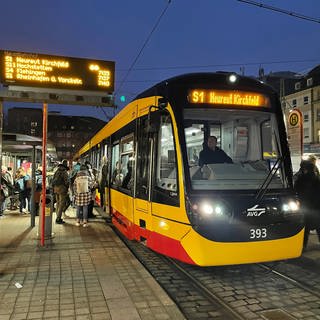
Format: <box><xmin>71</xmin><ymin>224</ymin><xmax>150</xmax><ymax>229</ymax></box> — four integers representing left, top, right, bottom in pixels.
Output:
<box><xmin>249</xmin><ymin>228</ymin><xmax>267</xmax><ymax>239</ymax></box>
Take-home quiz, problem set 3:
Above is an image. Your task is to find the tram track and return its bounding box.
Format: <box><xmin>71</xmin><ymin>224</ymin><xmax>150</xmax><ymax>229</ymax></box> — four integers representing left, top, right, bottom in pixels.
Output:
<box><xmin>164</xmin><ymin>256</ymin><xmax>247</xmax><ymax>320</ymax></box>
<box><xmin>114</xmin><ymin>226</ymin><xmax>320</xmax><ymax>319</ymax></box>
<box><xmin>258</xmin><ymin>262</ymin><xmax>320</xmax><ymax>299</ymax></box>
<box><xmin>114</xmin><ymin>227</ymin><xmax>246</xmax><ymax>319</ymax></box>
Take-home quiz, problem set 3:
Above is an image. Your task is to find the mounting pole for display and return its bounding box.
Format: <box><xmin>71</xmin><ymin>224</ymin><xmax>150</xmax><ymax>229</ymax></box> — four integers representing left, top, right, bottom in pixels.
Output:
<box><xmin>0</xmin><ymin>99</ymin><xmax>2</xmax><ymax>172</ymax></box>
<box><xmin>0</xmin><ymin>49</ymin><xmax>115</xmax><ymax>247</ymax></box>
<box><xmin>40</xmin><ymin>103</ymin><xmax>48</xmax><ymax>247</ymax></box>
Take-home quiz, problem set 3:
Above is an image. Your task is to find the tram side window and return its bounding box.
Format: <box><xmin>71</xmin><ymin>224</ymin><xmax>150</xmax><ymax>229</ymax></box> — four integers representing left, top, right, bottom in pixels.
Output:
<box><xmin>156</xmin><ymin>115</ymin><xmax>178</xmax><ymax>193</ymax></box>
<box><xmin>119</xmin><ymin>134</ymin><xmax>134</xmax><ymax>192</ymax></box>
<box><xmin>111</xmin><ymin>143</ymin><xmax>122</xmax><ymax>186</ymax></box>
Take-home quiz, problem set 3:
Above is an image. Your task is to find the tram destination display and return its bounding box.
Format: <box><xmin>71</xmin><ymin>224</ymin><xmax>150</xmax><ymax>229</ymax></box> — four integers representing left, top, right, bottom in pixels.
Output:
<box><xmin>188</xmin><ymin>89</ymin><xmax>270</xmax><ymax>107</ymax></box>
<box><xmin>0</xmin><ymin>50</ymin><xmax>115</xmax><ymax>92</ymax></box>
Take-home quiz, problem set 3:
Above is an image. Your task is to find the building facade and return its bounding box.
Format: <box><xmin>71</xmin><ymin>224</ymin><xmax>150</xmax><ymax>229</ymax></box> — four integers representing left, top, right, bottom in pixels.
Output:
<box><xmin>6</xmin><ymin>107</ymin><xmax>106</xmax><ymax>160</ymax></box>
<box><xmin>284</xmin><ymin>65</ymin><xmax>320</xmax><ymax>154</ymax></box>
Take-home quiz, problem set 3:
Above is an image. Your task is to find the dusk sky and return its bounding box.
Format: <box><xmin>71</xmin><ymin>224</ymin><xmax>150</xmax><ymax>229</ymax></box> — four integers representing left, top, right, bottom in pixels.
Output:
<box><xmin>1</xmin><ymin>0</ymin><xmax>320</xmax><ymax>121</ymax></box>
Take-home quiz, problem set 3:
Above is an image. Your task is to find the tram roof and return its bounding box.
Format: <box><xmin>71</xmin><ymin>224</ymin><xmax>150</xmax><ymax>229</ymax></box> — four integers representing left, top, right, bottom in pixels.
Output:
<box><xmin>135</xmin><ymin>72</ymin><xmax>277</xmax><ymax>100</ymax></box>
<box><xmin>2</xmin><ymin>133</ymin><xmax>56</xmax><ymax>158</ymax></box>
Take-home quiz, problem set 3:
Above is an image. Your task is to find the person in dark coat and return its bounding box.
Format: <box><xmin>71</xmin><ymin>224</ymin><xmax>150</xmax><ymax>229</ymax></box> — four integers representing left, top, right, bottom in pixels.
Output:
<box><xmin>0</xmin><ymin>166</ymin><xmax>14</xmax><ymax>216</ymax></box>
<box><xmin>98</xmin><ymin>156</ymin><xmax>108</xmax><ymax>211</ymax></box>
<box><xmin>294</xmin><ymin>160</ymin><xmax>320</xmax><ymax>248</ymax></box>
<box><xmin>51</xmin><ymin>160</ymin><xmax>69</xmax><ymax>224</ymax></box>
<box><xmin>34</xmin><ymin>168</ymin><xmax>43</xmax><ymax>216</ymax></box>
<box><xmin>198</xmin><ymin>136</ymin><xmax>233</xmax><ymax>167</ymax></box>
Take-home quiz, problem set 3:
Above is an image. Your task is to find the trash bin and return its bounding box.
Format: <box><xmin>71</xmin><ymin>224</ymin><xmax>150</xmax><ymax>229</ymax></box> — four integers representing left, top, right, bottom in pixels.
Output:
<box><xmin>38</xmin><ymin>194</ymin><xmax>54</xmax><ymax>240</ymax></box>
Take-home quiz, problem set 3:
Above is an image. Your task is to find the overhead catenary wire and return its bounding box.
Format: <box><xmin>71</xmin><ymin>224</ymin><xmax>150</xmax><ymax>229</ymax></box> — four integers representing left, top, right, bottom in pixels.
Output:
<box><xmin>117</xmin><ymin>58</ymin><xmax>319</xmax><ymax>72</ymax></box>
<box><xmin>115</xmin><ymin>0</ymin><xmax>171</xmax><ymax>96</ymax></box>
<box><xmin>237</xmin><ymin>0</ymin><xmax>320</xmax><ymax>24</ymax></box>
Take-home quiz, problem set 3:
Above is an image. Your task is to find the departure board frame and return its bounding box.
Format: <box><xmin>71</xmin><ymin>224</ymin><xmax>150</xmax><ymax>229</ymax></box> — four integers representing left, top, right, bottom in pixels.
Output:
<box><xmin>0</xmin><ymin>50</ymin><xmax>115</xmax><ymax>93</ymax></box>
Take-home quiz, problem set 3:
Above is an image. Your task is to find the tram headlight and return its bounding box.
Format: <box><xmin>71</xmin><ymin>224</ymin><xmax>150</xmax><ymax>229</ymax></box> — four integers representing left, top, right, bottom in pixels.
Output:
<box><xmin>282</xmin><ymin>200</ymin><xmax>300</xmax><ymax>213</ymax></box>
<box><xmin>199</xmin><ymin>202</ymin><xmax>224</xmax><ymax>216</ymax></box>
<box><xmin>187</xmin><ymin>199</ymin><xmax>231</xmax><ymax>225</ymax></box>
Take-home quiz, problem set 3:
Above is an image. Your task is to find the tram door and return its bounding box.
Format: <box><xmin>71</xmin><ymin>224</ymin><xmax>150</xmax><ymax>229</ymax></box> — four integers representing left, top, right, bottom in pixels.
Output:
<box><xmin>134</xmin><ymin>116</ymin><xmax>153</xmax><ymax>241</ymax></box>
<box><xmin>103</xmin><ymin>142</ymin><xmax>111</xmax><ymax>217</ymax></box>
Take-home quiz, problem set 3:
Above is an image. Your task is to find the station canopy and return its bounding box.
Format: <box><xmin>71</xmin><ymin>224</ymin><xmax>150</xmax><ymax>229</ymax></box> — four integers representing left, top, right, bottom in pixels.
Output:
<box><xmin>2</xmin><ymin>133</ymin><xmax>56</xmax><ymax>158</ymax></box>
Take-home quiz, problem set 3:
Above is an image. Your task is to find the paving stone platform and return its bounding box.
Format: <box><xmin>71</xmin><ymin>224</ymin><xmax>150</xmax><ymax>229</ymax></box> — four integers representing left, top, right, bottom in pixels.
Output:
<box><xmin>0</xmin><ymin>207</ymin><xmax>186</xmax><ymax>320</ymax></box>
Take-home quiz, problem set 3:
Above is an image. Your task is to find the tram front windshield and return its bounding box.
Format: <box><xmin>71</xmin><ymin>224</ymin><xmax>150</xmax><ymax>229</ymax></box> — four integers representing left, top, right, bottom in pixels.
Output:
<box><xmin>183</xmin><ymin>108</ymin><xmax>286</xmax><ymax>190</ymax></box>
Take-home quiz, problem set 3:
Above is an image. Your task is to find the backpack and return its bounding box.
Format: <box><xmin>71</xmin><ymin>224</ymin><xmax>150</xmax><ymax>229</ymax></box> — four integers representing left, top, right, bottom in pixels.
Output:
<box><xmin>52</xmin><ymin>170</ymin><xmax>66</xmax><ymax>187</ymax></box>
<box><xmin>24</xmin><ymin>176</ymin><xmax>32</xmax><ymax>190</ymax></box>
<box><xmin>76</xmin><ymin>175</ymin><xmax>89</xmax><ymax>194</ymax></box>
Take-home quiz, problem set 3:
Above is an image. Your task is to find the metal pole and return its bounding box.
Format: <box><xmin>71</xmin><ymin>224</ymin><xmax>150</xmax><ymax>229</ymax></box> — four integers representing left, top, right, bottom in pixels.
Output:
<box><xmin>30</xmin><ymin>145</ymin><xmax>36</xmax><ymax>227</ymax></box>
<box><xmin>40</xmin><ymin>103</ymin><xmax>48</xmax><ymax>246</ymax></box>
<box><xmin>0</xmin><ymin>100</ymin><xmax>3</xmax><ymax>172</ymax></box>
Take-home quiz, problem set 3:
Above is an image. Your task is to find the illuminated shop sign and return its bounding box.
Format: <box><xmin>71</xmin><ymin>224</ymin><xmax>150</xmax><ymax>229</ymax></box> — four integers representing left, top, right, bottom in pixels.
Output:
<box><xmin>188</xmin><ymin>89</ymin><xmax>270</xmax><ymax>107</ymax></box>
<box><xmin>0</xmin><ymin>50</ymin><xmax>115</xmax><ymax>92</ymax></box>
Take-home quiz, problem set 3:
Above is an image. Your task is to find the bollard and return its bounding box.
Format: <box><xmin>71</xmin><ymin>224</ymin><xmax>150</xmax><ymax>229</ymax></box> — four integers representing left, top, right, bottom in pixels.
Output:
<box><xmin>38</xmin><ymin>194</ymin><xmax>54</xmax><ymax>240</ymax></box>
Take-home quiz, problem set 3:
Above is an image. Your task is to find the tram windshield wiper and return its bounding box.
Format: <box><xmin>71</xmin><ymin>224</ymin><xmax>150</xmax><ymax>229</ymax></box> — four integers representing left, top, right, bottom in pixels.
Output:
<box><xmin>255</xmin><ymin>157</ymin><xmax>283</xmax><ymax>201</ymax></box>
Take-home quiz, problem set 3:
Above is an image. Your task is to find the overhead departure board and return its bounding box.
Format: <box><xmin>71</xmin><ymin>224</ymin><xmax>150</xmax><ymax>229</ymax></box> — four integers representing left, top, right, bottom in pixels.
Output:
<box><xmin>0</xmin><ymin>50</ymin><xmax>115</xmax><ymax>92</ymax></box>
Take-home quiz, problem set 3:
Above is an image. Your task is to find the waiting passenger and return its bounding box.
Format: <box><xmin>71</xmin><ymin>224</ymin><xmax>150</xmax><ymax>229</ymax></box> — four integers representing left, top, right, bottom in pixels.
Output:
<box><xmin>73</xmin><ymin>164</ymin><xmax>95</xmax><ymax>227</ymax></box>
<box><xmin>122</xmin><ymin>160</ymin><xmax>133</xmax><ymax>190</ymax></box>
<box><xmin>112</xmin><ymin>161</ymin><xmax>123</xmax><ymax>186</ymax></box>
<box><xmin>198</xmin><ymin>136</ymin><xmax>233</xmax><ymax>167</ymax></box>
<box><xmin>294</xmin><ymin>160</ymin><xmax>320</xmax><ymax>248</ymax></box>
<box><xmin>98</xmin><ymin>156</ymin><xmax>108</xmax><ymax>211</ymax></box>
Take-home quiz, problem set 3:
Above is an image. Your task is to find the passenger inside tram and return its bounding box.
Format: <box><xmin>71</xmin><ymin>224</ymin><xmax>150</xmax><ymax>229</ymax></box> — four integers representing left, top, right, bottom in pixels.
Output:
<box><xmin>198</xmin><ymin>135</ymin><xmax>233</xmax><ymax>166</ymax></box>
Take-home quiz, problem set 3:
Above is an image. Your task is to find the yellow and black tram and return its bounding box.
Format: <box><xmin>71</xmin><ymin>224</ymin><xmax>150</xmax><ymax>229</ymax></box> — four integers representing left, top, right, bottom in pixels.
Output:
<box><xmin>74</xmin><ymin>72</ymin><xmax>304</xmax><ymax>266</ymax></box>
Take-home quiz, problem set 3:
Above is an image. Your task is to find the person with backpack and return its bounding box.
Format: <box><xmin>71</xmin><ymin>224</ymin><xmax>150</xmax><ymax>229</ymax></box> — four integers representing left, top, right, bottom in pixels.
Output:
<box><xmin>51</xmin><ymin>160</ymin><xmax>69</xmax><ymax>224</ymax></box>
<box><xmin>15</xmin><ymin>167</ymin><xmax>29</xmax><ymax>214</ymax></box>
<box><xmin>69</xmin><ymin>161</ymin><xmax>81</xmax><ymax>208</ymax></box>
<box><xmin>73</xmin><ymin>164</ymin><xmax>94</xmax><ymax>227</ymax></box>
<box><xmin>34</xmin><ymin>167</ymin><xmax>43</xmax><ymax>216</ymax></box>
<box><xmin>0</xmin><ymin>166</ymin><xmax>14</xmax><ymax>216</ymax></box>
<box><xmin>85</xmin><ymin>161</ymin><xmax>98</xmax><ymax>219</ymax></box>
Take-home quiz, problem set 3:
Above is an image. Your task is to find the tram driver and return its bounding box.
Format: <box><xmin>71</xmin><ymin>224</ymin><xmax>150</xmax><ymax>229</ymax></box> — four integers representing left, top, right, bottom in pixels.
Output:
<box><xmin>198</xmin><ymin>136</ymin><xmax>233</xmax><ymax>167</ymax></box>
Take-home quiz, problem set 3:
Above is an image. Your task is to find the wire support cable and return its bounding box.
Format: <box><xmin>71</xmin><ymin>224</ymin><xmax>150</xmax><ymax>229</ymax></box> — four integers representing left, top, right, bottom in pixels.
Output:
<box><xmin>117</xmin><ymin>58</ymin><xmax>319</xmax><ymax>72</ymax></box>
<box><xmin>237</xmin><ymin>0</ymin><xmax>320</xmax><ymax>24</ymax></box>
<box><xmin>116</xmin><ymin>0</ymin><xmax>172</xmax><ymax>96</ymax></box>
